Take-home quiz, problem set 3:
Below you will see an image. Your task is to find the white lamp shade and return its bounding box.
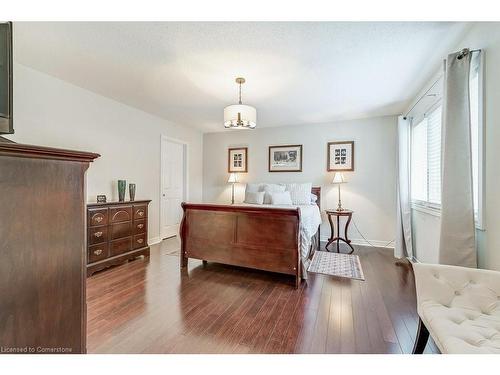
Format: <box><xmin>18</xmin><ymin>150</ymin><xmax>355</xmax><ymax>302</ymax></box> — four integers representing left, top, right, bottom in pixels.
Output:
<box><xmin>227</xmin><ymin>173</ymin><xmax>238</xmax><ymax>183</ymax></box>
<box><xmin>332</xmin><ymin>172</ymin><xmax>345</xmax><ymax>184</ymax></box>
<box><xmin>224</xmin><ymin>104</ymin><xmax>257</xmax><ymax>129</ymax></box>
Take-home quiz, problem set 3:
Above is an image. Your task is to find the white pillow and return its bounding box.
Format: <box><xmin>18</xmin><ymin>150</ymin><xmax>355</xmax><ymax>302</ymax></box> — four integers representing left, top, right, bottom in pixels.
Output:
<box><xmin>244</xmin><ymin>191</ymin><xmax>265</xmax><ymax>205</ymax></box>
<box><xmin>261</xmin><ymin>183</ymin><xmax>286</xmax><ymax>204</ymax></box>
<box><xmin>270</xmin><ymin>191</ymin><xmax>293</xmax><ymax>205</ymax></box>
<box><xmin>310</xmin><ymin>193</ymin><xmax>318</xmax><ymax>205</ymax></box>
<box><xmin>284</xmin><ymin>183</ymin><xmax>312</xmax><ymax>205</ymax></box>
<box><xmin>245</xmin><ymin>183</ymin><xmax>262</xmax><ymax>193</ymax></box>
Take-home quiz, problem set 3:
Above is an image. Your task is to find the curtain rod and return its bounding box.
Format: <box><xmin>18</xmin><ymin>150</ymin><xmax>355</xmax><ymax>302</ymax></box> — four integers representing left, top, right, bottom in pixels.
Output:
<box><xmin>403</xmin><ymin>48</ymin><xmax>482</xmax><ymax>120</ymax></box>
<box><xmin>457</xmin><ymin>48</ymin><xmax>481</xmax><ymax>60</ymax></box>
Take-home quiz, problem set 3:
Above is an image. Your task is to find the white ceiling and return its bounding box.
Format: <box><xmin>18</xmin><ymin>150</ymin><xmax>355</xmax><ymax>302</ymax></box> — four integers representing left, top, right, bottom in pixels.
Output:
<box><xmin>14</xmin><ymin>22</ymin><xmax>471</xmax><ymax>132</ymax></box>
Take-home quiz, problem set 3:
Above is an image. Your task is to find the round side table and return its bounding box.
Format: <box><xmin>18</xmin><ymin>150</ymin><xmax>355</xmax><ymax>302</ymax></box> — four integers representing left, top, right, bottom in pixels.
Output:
<box><xmin>325</xmin><ymin>209</ymin><xmax>354</xmax><ymax>254</ymax></box>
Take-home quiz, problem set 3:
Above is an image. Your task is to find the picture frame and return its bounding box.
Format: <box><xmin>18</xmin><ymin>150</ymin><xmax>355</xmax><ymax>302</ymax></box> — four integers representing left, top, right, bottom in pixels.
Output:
<box><xmin>96</xmin><ymin>194</ymin><xmax>107</xmax><ymax>203</ymax></box>
<box><xmin>228</xmin><ymin>147</ymin><xmax>248</xmax><ymax>173</ymax></box>
<box><xmin>268</xmin><ymin>144</ymin><xmax>303</xmax><ymax>172</ymax></box>
<box><xmin>327</xmin><ymin>141</ymin><xmax>354</xmax><ymax>171</ymax></box>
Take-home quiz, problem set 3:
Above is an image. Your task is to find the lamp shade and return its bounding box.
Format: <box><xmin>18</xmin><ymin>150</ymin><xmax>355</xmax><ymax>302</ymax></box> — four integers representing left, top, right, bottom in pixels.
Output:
<box><xmin>227</xmin><ymin>173</ymin><xmax>238</xmax><ymax>183</ymax></box>
<box><xmin>224</xmin><ymin>104</ymin><xmax>257</xmax><ymax>129</ymax></box>
<box><xmin>332</xmin><ymin>172</ymin><xmax>345</xmax><ymax>184</ymax></box>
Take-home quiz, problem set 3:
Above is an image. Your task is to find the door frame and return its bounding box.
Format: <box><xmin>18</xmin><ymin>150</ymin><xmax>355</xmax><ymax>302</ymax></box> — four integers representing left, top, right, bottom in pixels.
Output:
<box><xmin>160</xmin><ymin>135</ymin><xmax>189</xmax><ymax>240</ymax></box>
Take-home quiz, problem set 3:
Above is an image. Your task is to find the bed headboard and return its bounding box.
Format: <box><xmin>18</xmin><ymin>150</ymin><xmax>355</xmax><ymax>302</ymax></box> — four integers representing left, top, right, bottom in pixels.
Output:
<box><xmin>312</xmin><ymin>186</ymin><xmax>321</xmax><ymax>210</ymax></box>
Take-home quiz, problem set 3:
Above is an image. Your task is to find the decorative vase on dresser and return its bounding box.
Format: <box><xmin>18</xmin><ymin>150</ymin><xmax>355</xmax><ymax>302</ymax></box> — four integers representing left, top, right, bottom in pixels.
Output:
<box><xmin>129</xmin><ymin>183</ymin><xmax>136</xmax><ymax>201</ymax></box>
<box><xmin>117</xmin><ymin>179</ymin><xmax>126</xmax><ymax>202</ymax></box>
<box><xmin>0</xmin><ymin>139</ymin><xmax>99</xmax><ymax>354</ymax></box>
<box><xmin>86</xmin><ymin>199</ymin><xmax>151</xmax><ymax>276</ymax></box>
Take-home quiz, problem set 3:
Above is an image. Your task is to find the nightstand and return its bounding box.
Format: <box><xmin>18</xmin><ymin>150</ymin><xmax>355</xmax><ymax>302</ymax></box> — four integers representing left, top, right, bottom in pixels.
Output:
<box><xmin>325</xmin><ymin>209</ymin><xmax>354</xmax><ymax>254</ymax></box>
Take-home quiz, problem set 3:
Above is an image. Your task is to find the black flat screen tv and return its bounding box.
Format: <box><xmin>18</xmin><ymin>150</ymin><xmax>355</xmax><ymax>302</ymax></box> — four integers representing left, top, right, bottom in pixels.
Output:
<box><xmin>0</xmin><ymin>22</ymin><xmax>13</xmax><ymax>135</ymax></box>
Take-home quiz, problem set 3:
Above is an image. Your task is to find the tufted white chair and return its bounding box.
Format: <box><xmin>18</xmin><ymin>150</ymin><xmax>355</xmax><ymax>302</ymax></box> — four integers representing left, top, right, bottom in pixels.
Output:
<box><xmin>412</xmin><ymin>263</ymin><xmax>500</xmax><ymax>354</ymax></box>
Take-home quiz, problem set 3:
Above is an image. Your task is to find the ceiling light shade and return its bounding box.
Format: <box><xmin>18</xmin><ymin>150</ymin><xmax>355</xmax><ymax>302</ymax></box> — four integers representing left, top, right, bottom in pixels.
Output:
<box><xmin>224</xmin><ymin>77</ymin><xmax>257</xmax><ymax>129</ymax></box>
<box><xmin>224</xmin><ymin>104</ymin><xmax>256</xmax><ymax>129</ymax></box>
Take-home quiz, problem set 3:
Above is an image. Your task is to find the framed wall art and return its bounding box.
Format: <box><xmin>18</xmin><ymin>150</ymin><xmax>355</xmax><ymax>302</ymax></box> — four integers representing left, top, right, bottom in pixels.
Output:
<box><xmin>327</xmin><ymin>141</ymin><xmax>354</xmax><ymax>171</ymax></box>
<box><xmin>268</xmin><ymin>144</ymin><xmax>303</xmax><ymax>172</ymax></box>
<box><xmin>228</xmin><ymin>147</ymin><xmax>248</xmax><ymax>173</ymax></box>
<box><xmin>96</xmin><ymin>195</ymin><xmax>107</xmax><ymax>203</ymax></box>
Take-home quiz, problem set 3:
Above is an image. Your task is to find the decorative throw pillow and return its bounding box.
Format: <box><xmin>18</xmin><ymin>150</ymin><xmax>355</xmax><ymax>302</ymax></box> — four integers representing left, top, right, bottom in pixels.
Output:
<box><xmin>284</xmin><ymin>182</ymin><xmax>312</xmax><ymax>205</ymax></box>
<box><xmin>245</xmin><ymin>183</ymin><xmax>262</xmax><ymax>194</ymax></box>
<box><xmin>310</xmin><ymin>193</ymin><xmax>318</xmax><ymax>204</ymax></box>
<box><xmin>270</xmin><ymin>191</ymin><xmax>293</xmax><ymax>205</ymax></box>
<box><xmin>261</xmin><ymin>183</ymin><xmax>286</xmax><ymax>204</ymax></box>
<box><xmin>244</xmin><ymin>191</ymin><xmax>265</xmax><ymax>205</ymax></box>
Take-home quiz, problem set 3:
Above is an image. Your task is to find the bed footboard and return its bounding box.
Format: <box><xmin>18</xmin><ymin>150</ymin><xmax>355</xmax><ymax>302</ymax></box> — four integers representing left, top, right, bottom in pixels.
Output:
<box><xmin>180</xmin><ymin>203</ymin><xmax>302</xmax><ymax>287</ymax></box>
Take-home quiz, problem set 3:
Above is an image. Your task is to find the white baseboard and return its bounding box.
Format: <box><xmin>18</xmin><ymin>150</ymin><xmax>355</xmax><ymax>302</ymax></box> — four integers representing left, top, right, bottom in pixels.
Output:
<box><xmin>149</xmin><ymin>234</ymin><xmax>394</xmax><ymax>249</ymax></box>
<box><xmin>148</xmin><ymin>234</ymin><xmax>394</xmax><ymax>249</ymax></box>
<box><xmin>319</xmin><ymin>235</ymin><xmax>394</xmax><ymax>249</ymax></box>
<box><xmin>148</xmin><ymin>236</ymin><xmax>162</xmax><ymax>246</ymax></box>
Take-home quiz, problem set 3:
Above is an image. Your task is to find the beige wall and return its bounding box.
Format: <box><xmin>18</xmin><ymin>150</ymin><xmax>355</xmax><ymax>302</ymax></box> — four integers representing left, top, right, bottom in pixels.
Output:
<box><xmin>203</xmin><ymin>116</ymin><xmax>398</xmax><ymax>246</ymax></box>
<box><xmin>7</xmin><ymin>63</ymin><xmax>204</xmax><ymax>244</ymax></box>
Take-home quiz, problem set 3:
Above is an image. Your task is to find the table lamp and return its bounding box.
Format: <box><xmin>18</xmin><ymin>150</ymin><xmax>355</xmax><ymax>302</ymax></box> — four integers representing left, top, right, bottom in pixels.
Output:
<box><xmin>332</xmin><ymin>172</ymin><xmax>346</xmax><ymax>211</ymax></box>
<box><xmin>228</xmin><ymin>173</ymin><xmax>238</xmax><ymax>204</ymax></box>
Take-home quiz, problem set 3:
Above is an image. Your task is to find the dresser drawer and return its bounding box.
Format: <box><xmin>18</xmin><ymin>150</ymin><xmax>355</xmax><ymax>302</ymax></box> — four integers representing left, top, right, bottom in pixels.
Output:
<box><xmin>110</xmin><ymin>237</ymin><xmax>132</xmax><ymax>257</ymax></box>
<box><xmin>133</xmin><ymin>219</ymin><xmax>147</xmax><ymax>234</ymax></box>
<box><xmin>109</xmin><ymin>205</ymin><xmax>132</xmax><ymax>223</ymax></box>
<box><xmin>86</xmin><ymin>201</ymin><xmax>151</xmax><ymax>276</ymax></box>
<box><xmin>88</xmin><ymin>243</ymin><xmax>108</xmax><ymax>263</ymax></box>
<box><xmin>110</xmin><ymin>221</ymin><xmax>132</xmax><ymax>240</ymax></box>
<box><xmin>88</xmin><ymin>226</ymin><xmax>108</xmax><ymax>245</ymax></box>
<box><xmin>133</xmin><ymin>204</ymin><xmax>148</xmax><ymax>220</ymax></box>
<box><xmin>88</xmin><ymin>208</ymin><xmax>108</xmax><ymax>227</ymax></box>
<box><xmin>133</xmin><ymin>233</ymin><xmax>147</xmax><ymax>249</ymax></box>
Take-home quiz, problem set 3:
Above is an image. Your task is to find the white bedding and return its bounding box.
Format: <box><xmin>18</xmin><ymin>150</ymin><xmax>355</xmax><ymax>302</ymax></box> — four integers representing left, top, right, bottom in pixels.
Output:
<box><xmin>237</xmin><ymin>203</ymin><xmax>322</xmax><ymax>277</ymax></box>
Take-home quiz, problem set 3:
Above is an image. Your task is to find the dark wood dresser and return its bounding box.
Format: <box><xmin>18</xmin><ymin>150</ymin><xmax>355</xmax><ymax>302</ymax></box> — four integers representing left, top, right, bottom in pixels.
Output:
<box><xmin>86</xmin><ymin>200</ymin><xmax>151</xmax><ymax>276</ymax></box>
<box><xmin>0</xmin><ymin>140</ymin><xmax>99</xmax><ymax>354</ymax></box>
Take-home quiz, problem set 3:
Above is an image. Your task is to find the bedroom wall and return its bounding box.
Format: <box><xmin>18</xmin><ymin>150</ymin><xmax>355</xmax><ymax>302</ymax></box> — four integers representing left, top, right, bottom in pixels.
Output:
<box><xmin>203</xmin><ymin>116</ymin><xmax>398</xmax><ymax>246</ymax></box>
<box><xmin>409</xmin><ymin>22</ymin><xmax>500</xmax><ymax>271</ymax></box>
<box><xmin>6</xmin><ymin>63</ymin><xmax>204</xmax><ymax>245</ymax></box>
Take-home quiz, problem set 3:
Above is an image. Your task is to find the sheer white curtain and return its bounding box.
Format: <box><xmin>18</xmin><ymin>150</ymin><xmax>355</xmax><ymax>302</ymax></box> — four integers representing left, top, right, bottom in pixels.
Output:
<box><xmin>439</xmin><ymin>50</ymin><xmax>477</xmax><ymax>268</ymax></box>
<box><xmin>395</xmin><ymin>116</ymin><xmax>413</xmax><ymax>259</ymax></box>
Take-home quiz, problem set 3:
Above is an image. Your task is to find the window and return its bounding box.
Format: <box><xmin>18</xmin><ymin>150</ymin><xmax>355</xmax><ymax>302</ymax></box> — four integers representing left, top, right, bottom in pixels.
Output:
<box><xmin>410</xmin><ymin>52</ymin><xmax>484</xmax><ymax>228</ymax></box>
<box><xmin>411</xmin><ymin>105</ymin><xmax>442</xmax><ymax>207</ymax></box>
<box><xmin>411</xmin><ymin>117</ymin><xmax>428</xmax><ymax>202</ymax></box>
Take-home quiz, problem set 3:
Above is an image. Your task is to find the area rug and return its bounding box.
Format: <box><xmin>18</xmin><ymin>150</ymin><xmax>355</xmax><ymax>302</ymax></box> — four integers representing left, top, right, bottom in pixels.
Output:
<box><xmin>307</xmin><ymin>251</ymin><xmax>365</xmax><ymax>281</ymax></box>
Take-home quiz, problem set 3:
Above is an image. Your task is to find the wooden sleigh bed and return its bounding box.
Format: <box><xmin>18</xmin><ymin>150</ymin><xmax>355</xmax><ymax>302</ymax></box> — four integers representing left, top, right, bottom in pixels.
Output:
<box><xmin>180</xmin><ymin>187</ymin><xmax>321</xmax><ymax>288</ymax></box>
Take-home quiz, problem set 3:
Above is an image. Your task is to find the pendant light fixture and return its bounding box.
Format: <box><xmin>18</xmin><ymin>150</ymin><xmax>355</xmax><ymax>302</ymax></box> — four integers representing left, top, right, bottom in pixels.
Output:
<box><xmin>224</xmin><ymin>77</ymin><xmax>257</xmax><ymax>129</ymax></box>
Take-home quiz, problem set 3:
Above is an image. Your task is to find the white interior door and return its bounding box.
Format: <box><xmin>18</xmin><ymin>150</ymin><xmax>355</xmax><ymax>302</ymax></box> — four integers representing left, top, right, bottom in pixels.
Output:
<box><xmin>161</xmin><ymin>137</ymin><xmax>185</xmax><ymax>239</ymax></box>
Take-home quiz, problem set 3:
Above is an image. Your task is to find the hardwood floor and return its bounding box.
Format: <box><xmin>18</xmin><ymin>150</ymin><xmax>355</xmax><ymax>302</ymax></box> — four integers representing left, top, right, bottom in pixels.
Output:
<box><xmin>87</xmin><ymin>238</ymin><xmax>439</xmax><ymax>354</ymax></box>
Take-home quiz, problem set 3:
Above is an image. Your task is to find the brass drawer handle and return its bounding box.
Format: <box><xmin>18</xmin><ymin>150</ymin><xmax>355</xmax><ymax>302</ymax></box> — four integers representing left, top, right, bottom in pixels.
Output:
<box><xmin>93</xmin><ymin>249</ymin><xmax>103</xmax><ymax>256</ymax></box>
<box><xmin>137</xmin><ymin>224</ymin><xmax>144</xmax><ymax>229</ymax></box>
<box><xmin>138</xmin><ymin>211</ymin><xmax>144</xmax><ymax>217</ymax></box>
<box><xmin>95</xmin><ymin>216</ymin><xmax>103</xmax><ymax>223</ymax></box>
<box><xmin>137</xmin><ymin>238</ymin><xmax>144</xmax><ymax>244</ymax></box>
<box><xmin>94</xmin><ymin>231</ymin><xmax>103</xmax><ymax>238</ymax></box>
